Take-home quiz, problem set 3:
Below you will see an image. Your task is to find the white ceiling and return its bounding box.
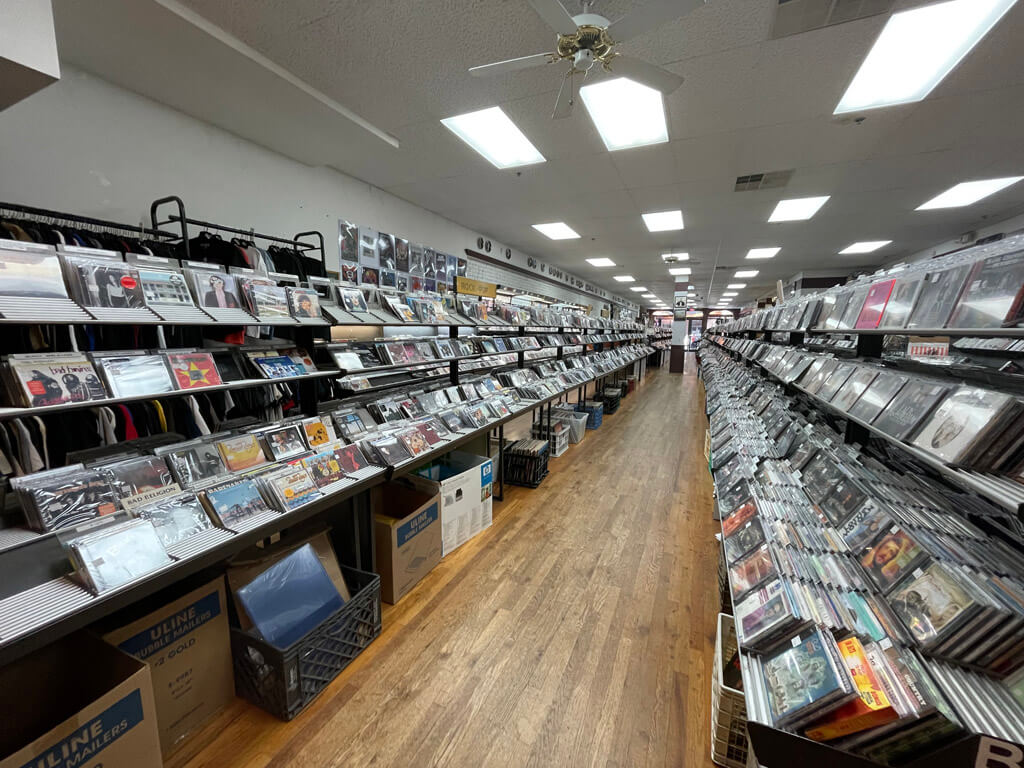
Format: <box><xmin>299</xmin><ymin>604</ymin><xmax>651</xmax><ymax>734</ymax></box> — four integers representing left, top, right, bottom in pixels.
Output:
<box><xmin>52</xmin><ymin>0</ymin><xmax>1024</xmax><ymax>308</ymax></box>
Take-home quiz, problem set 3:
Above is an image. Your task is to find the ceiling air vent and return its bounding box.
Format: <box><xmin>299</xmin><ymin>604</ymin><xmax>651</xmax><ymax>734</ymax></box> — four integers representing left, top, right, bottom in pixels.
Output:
<box><xmin>772</xmin><ymin>0</ymin><xmax>893</xmax><ymax>39</ymax></box>
<box><xmin>734</xmin><ymin>170</ymin><xmax>793</xmax><ymax>192</ymax></box>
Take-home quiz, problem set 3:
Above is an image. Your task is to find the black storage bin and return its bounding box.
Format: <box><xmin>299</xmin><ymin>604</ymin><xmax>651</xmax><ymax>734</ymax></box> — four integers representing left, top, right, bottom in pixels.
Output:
<box><xmin>503</xmin><ymin>440</ymin><xmax>549</xmax><ymax>488</ymax></box>
<box><xmin>230</xmin><ymin>565</ymin><xmax>381</xmax><ymax>720</ymax></box>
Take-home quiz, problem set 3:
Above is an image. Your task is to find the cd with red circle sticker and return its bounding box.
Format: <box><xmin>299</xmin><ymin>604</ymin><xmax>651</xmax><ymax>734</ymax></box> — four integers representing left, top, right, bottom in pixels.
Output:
<box><xmin>121</xmin><ymin>276</ymin><xmax>137</xmax><ymax>290</ymax></box>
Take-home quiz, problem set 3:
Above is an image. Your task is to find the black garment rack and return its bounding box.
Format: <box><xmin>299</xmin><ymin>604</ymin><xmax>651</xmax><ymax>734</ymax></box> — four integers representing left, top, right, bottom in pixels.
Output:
<box><xmin>0</xmin><ymin>201</ymin><xmax>181</xmax><ymax>242</ymax></box>
<box><xmin>150</xmin><ymin>195</ymin><xmax>325</xmax><ymax>264</ymax></box>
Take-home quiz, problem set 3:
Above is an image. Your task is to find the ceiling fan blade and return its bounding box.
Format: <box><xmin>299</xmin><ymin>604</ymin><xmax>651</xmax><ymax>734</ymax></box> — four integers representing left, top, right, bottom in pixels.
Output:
<box><xmin>608</xmin><ymin>55</ymin><xmax>684</xmax><ymax>94</ymax></box>
<box><xmin>527</xmin><ymin>0</ymin><xmax>579</xmax><ymax>36</ymax></box>
<box><xmin>552</xmin><ymin>70</ymin><xmax>575</xmax><ymax>120</ymax></box>
<box><xmin>469</xmin><ymin>52</ymin><xmax>555</xmax><ymax>77</ymax></box>
<box><xmin>607</xmin><ymin>0</ymin><xmax>705</xmax><ymax>43</ymax></box>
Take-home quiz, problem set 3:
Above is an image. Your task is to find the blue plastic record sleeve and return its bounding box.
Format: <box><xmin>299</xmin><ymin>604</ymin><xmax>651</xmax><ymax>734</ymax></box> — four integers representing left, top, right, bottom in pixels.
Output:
<box><xmin>235</xmin><ymin>543</ymin><xmax>345</xmax><ymax>649</ymax></box>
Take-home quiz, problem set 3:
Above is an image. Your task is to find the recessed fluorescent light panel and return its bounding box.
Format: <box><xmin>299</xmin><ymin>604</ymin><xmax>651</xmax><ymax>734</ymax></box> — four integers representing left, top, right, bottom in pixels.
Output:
<box><xmin>768</xmin><ymin>196</ymin><xmax>830</xmax><ymax>222</ymax></box>
<box><xmin>629</xmin><ymin>286</ymin><xmax>648</xmax><ymax>292</ymax></box>
<box><xmin>726</xmin><ymin>283</ymin><xmax>746</xmax><ymax>289</ymax></box>
<box><xmin>642</xmin><ymin>293</ymin><xmax>657</xmax><ymax>298</ymax></box>
<box><xmin>723</xmin><ymin>292</ymin><xmax>738</xmax><ymax>297</ymax></box>
<box><xmin>642</xmin><ymin>210</ymin><xmax>684</xmax><ymax>232</ymax></box>
<box><xmin>532</xmin><ymin>222</ymin><xmax>580</xmax><ymax>240</ymax></box>
<box><xmin>661</xmin><ymin>252</ymin><xmax>690</xmax><ymax>261</ymax></box>
<box><xmin>586</xmin><ymin>257</ymin><xmax>616</xmax><ymax>267</ymax></box>
<box><xmin>840</xmin><ymin>240</ymin><xmax>893</xmax><ymax>254</ymax></box>
<box><xmin>613</xmin><ymin>275</ymin><xmax>635</xmax><ymax>282</ymax></box>
<box><xmin>668</xmin><ymin>267</ymin><xmax>692</xmax><ymax>275</ymax></box>
<box><xmin>916</xmin><ymin>177</ymin><xmax>1024</xmax><ymax>209</ymax></box>
<box><xmin>746</xmin><ymin>247</ymin><xmax>781</xmax><ymax>260</ymax></box>
<box><xmin>440</xmin><ymin>106</ymin><xmax>545</xmax><ymax>168</ymax></box>
<box><xmin>835</xmin><ymin>0</ymin><xmax>1018</xmax><ymax>114</ymax></box>
<box><xmin>734</xmin><ymin>270</ymin><xmax>759</xmax><ymax>278</ymax></box>
<box><xmin>579</xmin><ymin>77</ymin><xmax>669</xmax><ymax>151</ymax></box>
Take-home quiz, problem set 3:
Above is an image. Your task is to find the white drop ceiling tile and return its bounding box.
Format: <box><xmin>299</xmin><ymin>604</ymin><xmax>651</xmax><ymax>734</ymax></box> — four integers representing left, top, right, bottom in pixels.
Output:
<box><xmin>611</xmin><ymin>144</ymin><xmax>681</xmax><ymax>189</ymax></box>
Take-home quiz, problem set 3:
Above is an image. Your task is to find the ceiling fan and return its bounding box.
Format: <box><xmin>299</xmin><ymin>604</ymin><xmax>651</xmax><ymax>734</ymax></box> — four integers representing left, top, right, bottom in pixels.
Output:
<box><xmin>469</xmin><ymin>0</ymin><xmax>703</xmax><ymax>119</ymax></box>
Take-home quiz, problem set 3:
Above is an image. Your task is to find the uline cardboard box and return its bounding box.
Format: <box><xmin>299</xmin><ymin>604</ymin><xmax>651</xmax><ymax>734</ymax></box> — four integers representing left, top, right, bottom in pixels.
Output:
<box><xmin>373</xmin><ymin>484</ymin><xmax>442</xmax><ymax>604</ymax></box>
<box><xmin>0</xmin><ymin>631</ymin><xmax>162</xmax><ymax>768</ymax></box>
<box><xmin>406</xmin><ymin>451</ymin><xmax>493</xmax><ymax>557</ymax></box>
<box><xmin>103</xmin><ymin>579</ymin><xmax>233</xmax><ymax>759</ymax></box>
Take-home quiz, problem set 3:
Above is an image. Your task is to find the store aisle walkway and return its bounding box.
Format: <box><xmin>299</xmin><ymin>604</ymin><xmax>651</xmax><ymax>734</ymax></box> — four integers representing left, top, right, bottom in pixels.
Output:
<box><xmin>177</xmin><ymin>366</ymin><xmax>719</xmax><ymax>768</ymax></box>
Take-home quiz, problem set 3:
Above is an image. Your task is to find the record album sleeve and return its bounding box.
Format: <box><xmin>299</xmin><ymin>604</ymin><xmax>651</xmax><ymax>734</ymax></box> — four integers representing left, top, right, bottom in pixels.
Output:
<box><xmin>137</xmin><ymin>267</ymin><xmax>195</xmax><ymax>306</ymax></box>
<box><xmin>872</xmin><ymin>380</ymin><xmax>952</xmax><ymax>442</ymax></box>
<box><xmin>302</xmin><ymin>450</ymin><xmax>347</xmax><ymax>487</ymax></box>
<box><xmin>216</xmin><ymin>434</ymin><xmax>268</xmax><ymax>472</ymax></box>
<box><xmin>947</xmin><ymin>249</ymin><xmax>1024</xmax><ymax>329</ymax></box>
<box><xmin>339</xmin><ymin>220</ymin><xmax>358</xmax><ymax>263</ymax></box>
<box><xmin>68</xmin><ymin>518</ymin><xmax>172</xmax><ymax>593</ymax></box>
<box><xmin>244</xmin><ymin>281</ymin><xmax>291</xmax><ymax>318</ymax></box>
<box><xmin>910</xmin><ymin>385</ymin><xmax>1017</xmax><ymax>464</ymax></box>
<box><xmin>878</xmin><ymin>275</ymin><xmax>924</xmax><ymax>329</ymax></box>
<box><xmin>66</xmin><ymin>256</ymin><xmax>146</xmax><ymax>308</ymax></box>
<box><xmin>159</xmin><ymin>441</ymin><xmax>228</xmax><ymax>487</ymax></box>
<box><xmin>855</xmin><ymin>279</ymin><xmax>896</xmax><ymax>330</ymax></box>
<box><xmin>202</xmin><ymin>477</ymin><xmax>272</xmax><ymax>528</ymax></box>
<box><xmin>94</xmin><ymin>354</ymin><xmax>176</xmax><ymax>397</ymax></box>
<box><xmin>336</xmin><ymin>444</ymin><xmax>370</xmax><ymax>473</ymax></box>
<box><xmin>830</xmin><ymin>367</ymin><xmax>879</xmax><ymax>413</ymax></box>
<box><xmin>261</xmin><ymin>424</ymin><xmax>308</xmax><ymax>461</ymax></box>
<box><xmin>188</xmin><ymin>269</ymin><xmax>244</xmax><ymax>309</ymax></box>
<box><xmin>848</xmin><ymin>372</ymin><xmax>909</xmax><ymax>424</ymax></box>
<box><xmin>13</xmin><ymin>464</ymin><xmax>119</xmax><ymax>531</ymax></box>
<box><xmin>287</xmin><ymin>287</ymin><xmax>322</xmax><ymax>319</ymax></box>
<box><xmin>889</xmin><ymin>562</ymin><xmax>978</xmax><ymax>646</ymax></box>
<box><xmin>6</xmin><ymin>352</ymin><xmax>107</xmax><ymax>407</ymax></box>
<box><xmin>134</xmin><ymin>491</ymin><xmax>214</xmax><ymax>548</ymax></box>
<box><xmin>101</xmin><ymin>455</ymin><xmax>173</xmax><ymax>498</ymax></box>
<box><xmin>165</xmin><ymin>351</ymin><xmax>223</xmax><ymax>390</ymax></box>
<box><xmin>371</xmin><ymin>435</ymin><xmax>413</xmax><ymax>465</ymax></box>
<box><xmin>264</xmin><ymin>466</ymin><xmax>322</xmax><ymax>511</ymax></box>
<box><xmin>906</xmin><ymin>264</ymin><xmax>972</xmax><ymax>330</ymax></box>
<box><xmin>0</xmin><ymin>246</ymin><xmax>70</xmax><ymax>298</ymax></box>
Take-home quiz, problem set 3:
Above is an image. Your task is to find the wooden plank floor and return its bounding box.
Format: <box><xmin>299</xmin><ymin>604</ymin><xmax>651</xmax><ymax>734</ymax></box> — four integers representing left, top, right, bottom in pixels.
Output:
<box><xmin>174</xmin><ymin>363</ymin><xmax>719</xmax><ymax>768</ymax></box>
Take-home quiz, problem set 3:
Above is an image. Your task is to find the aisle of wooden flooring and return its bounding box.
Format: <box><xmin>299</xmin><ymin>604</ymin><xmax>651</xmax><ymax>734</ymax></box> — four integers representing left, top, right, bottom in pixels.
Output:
<box><xmin>178</xmin><ymin>365</ymin><xmax>719</xmax><ymax>768</ymax></box>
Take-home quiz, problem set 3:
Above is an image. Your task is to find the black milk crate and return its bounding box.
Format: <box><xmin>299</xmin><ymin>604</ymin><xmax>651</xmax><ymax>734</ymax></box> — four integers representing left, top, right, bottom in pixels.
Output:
<box><xmin>577</xmin><ymin>401</ymin><xmax>603</xmax><ymax>429</ymax></box>
<box><xmin>503</xmin><ymin>440</ymin><xmax>549</xmax><ymax>488</ymax></box>
<box><xmin>601</xmin><ymin>389</ymin><xmax>622</xmax><ymax>414</ymax></box>
<box><xmin>230</xmin><ymin>565</ymin><xmax>381</xmax><ymax>720</ymax></box>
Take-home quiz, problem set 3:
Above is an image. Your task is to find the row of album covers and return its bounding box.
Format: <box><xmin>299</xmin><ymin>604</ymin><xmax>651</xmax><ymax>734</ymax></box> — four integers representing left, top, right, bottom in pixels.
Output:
<box><xmin>720</xmin><ymin>233</ymin><xmax>1024</xmax><ymax>333</ymax></box>
<box><xmin>0</xmin><ymin>240</ymin><xmax>637</xmax><ymax>329</ymax></box>
<box><xmin>712</xmin><ymin>336</ymin><xmax>1024</xmax><ymax>481</ymax></box>
<box><xmin>0</xmin><ymin>330</ymin><xmax>639</xmax><ymax>409</ymax></box>
<box><xmin>4</xmin><ymin>345</ymin><xmax>650</xmax><ymax>598</ymax></box>
<box><xmin>701</xmin><ymin>343</ymin><xmax>1024</xmax><ymax>763</ymax></box>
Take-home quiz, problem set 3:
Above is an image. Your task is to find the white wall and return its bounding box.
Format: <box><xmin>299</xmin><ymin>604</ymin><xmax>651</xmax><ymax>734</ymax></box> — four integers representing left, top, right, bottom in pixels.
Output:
<box><xmin>0</xmin><ymin>66</ymin><xmax>632</xmax><ymax>314</ymax></box>
<box><xmin>886</xmin><ymin>212</ymin><xmax>1024</xmax><ymax>267</ymax></box>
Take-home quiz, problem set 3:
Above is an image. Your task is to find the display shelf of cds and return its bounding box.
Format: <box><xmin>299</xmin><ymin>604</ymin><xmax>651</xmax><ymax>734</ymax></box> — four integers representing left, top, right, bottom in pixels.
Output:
<box><xmin>701</xmin><ymin>341</ymin><xmax>1024</xmax><ymax>768</ymax></box>
<box><xmin>707</xmin><ymin>334</ymin><xmax>1024</xmax><ymax>516</ymax></box>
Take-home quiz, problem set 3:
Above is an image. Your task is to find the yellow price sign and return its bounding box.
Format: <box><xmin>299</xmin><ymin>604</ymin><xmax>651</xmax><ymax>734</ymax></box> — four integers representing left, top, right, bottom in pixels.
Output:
<box><xmin>455</xmin><ymin>276</ymin><xmax>497</xmax><ymax>298</ymax></box>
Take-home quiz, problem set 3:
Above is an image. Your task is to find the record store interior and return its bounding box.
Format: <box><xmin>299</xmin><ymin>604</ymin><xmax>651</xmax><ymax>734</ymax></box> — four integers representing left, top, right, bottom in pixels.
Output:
<box><xmin>3</xmin><ymin>1</ymin><xmax>1024</xmax><ymax>767</ymax></box>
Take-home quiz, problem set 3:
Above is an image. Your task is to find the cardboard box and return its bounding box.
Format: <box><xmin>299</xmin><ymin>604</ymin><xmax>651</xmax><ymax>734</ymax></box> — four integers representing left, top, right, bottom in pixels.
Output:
<box><xmin>103</xmin><ymin>579</ymin><xmax>233</xmax><ymax>759</ymax></box>
<box><xmin>406</xmin><ymin>451</ymin><xmax>493</xmax><ymax>556</ymax></box>
<box><xmin>373</xmin><ymin>484</ymin><xmax>442</xmax><ymax>604</ymax></box>
<box><xmin>0</xmin><ymin>631</ymin><xmax>162</xmax><ymax>768</ymax></box>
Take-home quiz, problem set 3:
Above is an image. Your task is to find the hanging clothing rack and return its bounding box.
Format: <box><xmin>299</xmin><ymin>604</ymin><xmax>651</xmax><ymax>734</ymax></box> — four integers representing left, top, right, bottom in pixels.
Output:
<box><xmin>0</xmin><ymin>201</ymin><xmax>180</xmax><ymax>241</ymax></box>
<box><xmin>150</xmin><ymin>195</ymin><xmax>325</xmax><ymax>263</ymax></box>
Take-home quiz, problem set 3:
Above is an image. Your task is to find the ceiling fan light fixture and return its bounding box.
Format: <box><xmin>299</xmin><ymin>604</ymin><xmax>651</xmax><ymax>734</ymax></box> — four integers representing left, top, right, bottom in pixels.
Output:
<box><xmin>579</xmin><ymin>77</ymin><xmax>669</xmax><ymax>151</ymax></box>
<box><xmin>441</xmin><ymin>107</ymin><xmax>546</xmax><ymax>169</ymax></box>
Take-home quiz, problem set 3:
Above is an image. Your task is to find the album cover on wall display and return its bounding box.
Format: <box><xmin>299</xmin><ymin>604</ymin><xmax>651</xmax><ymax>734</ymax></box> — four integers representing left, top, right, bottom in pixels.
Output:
<box><xmin>409</xmin><ymin>243</ymin><xmax>425</xmax><ymax>275</ymax></box>
<box><xmin>906</xmin><ymin>263</ymin><xmax>972</xmax><ymax>330</ymax></box>
<box><xmin>380</xmin><ymin>270</ymin><xmax>396</xmax><ymax>288</ymax></box>
<box><xmin>0</xmin><ymin>246</ymin><xmax>71</xmax><ymax>298</ymax></box>
<box><xmin>165</xmin><ymin>351</ymin><xmax>223</xmax><ymax>390</ymax></box>
<box><xmin>457</xmin><ymin>258</ymin><xmax>468</xmax><ymax>277</ymax></box>
<box><xmin>5</xmin><ymin>352</ymin><xmax>107</xmax><ymax>406</ymax></box>
<box><xmin>947</xmin><ymin>249</ymin><xmax>1024</xmax><ymax>328</ymax></box>
<box><xmin>66</xmin><ymin>257</ymin><xmax>146</xmax><ymax>308</ymax></box>
<box><xmin>435</xmin><ymin>252</ymin><xmax>447</xmax><ymax>283</ymax></box>
<box><xmin>394</xmin><ymin>237</ymin><xmax>410</xmax><ymax>272</ymax></box>
<box><xmin>910</xmin><ymin>385</ymin><xmax>1018</xmax><ymax>464</ymax></box>
<box><xmin>361</xmin><ymin>266</ymin><xmax>379</xmax><ymax>286</ymax></box>
<box><xmin>339</xmin><ymin>220</ymin><xmax>358</xmax><ymax>263</ymax></box>
<box><xmin>447</xmin><ymin>254</ymin><xmax>459</xmax><ymax>284</ymax></box>
<box><xmin>423</xmin><ymin>248</ymin><xmax>436</xmax><ymax>279</ymax></box>
<box><xmin>358</xmin><ymin>227</ymin><xmax>379</xmax><ymax>266</ymax></box>
<box><xmin>341</xmin><ymin>263</ymin><xmax>358</xmax><ymax>283</ymax></box>
<box><xmin>375</xmin><ymin>232</ymin><xmax>396</xmax><ymax>270</ymax></box>
<box><xmin>397</xmin><ymin>274</ymin><xmax>409</xmax><ymax>291</ymax></box>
